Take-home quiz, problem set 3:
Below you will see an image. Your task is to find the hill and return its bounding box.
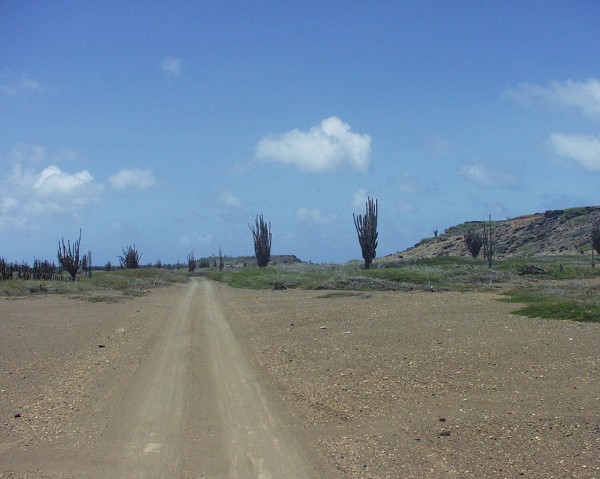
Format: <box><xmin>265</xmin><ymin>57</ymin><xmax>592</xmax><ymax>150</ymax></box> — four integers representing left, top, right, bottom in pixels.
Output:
<box><xmin>391</xmin><ymin>206</ymin><xmax>600</xmax><ymax>260</ymax></box>
<box><xmin>225</xmin><ymin>254</ymin><xmax>303</xmax><ymax>267</ymax></box>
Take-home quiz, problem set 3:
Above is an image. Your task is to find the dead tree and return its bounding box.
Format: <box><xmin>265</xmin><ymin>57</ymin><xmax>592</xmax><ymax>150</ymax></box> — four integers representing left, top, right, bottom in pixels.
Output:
<box><xmin>57</xmin><ymin>229</ymin><xmax>82</xmax><ymax>281</ymax></box>
<box><xmin>482</xmin><ymin>215</ymin><xmax>495</xmax><ymax>268</ymax></box>
<box><xmin>464</xmin><ymin>229</ymin><xmax>485</xmax><ymax>258</ymax></box>
<box><xmin>353</xmin><ymin>197</ymin><xmax>378</xmax><ymax>269</ymax></box>
<box><xmin>249</xmin><ymin>214</ymin><xmax>272</xmax><ymax>267</ymax></box>
<box><xmin>219</xmin><ymin>247</ymin><xmax>224</xmax><ymax>271</ymax></box>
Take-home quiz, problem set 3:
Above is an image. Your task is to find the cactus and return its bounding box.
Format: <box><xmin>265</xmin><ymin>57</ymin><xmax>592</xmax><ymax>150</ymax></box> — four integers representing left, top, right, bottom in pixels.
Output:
<box><xmin>249</xmin><ymin>214</ymin><xmax>272</xmax><ymax>267</ymax></box>
<box><xmin>187</xmin><ymin>250</ymin><xmax>196</xmax><ymax>272</ymax></box>
<box><xmin>353</xmin><ymin>197</ymin><xmax>378</xmax><ymax>269</ymax></box>
<box><xmin>57</xmin><ymin>229</ymin><xmax>81</xmax><ymax>281</ymax></box>
<box><xmin>482</xmin><ymin>215</ymin><xmax>495</xmax><ymax>268</ymax></box>
<box><xmin>119</xmin><ymin>244</ymin><xmax>142</xmax><ymax>269</ymax></box>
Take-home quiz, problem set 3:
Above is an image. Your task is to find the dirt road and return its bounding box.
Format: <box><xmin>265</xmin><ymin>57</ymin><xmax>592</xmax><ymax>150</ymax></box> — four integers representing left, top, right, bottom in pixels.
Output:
<box><xmin>2</xmin><ymin>278</ymin><xmax>598</xmax><ymax>478</ymax></box>
<box><xmin>1</xmin><ymin>279</ymin><xmax>325</xmax><ymax>478</ymax></box>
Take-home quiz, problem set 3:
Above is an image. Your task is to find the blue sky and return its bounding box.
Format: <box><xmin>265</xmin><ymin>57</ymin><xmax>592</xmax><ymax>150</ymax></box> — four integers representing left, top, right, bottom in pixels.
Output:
<box><xmin>1</xmin><ymin>1</ymin><xmax>600</xmax><ymax>265</ymax></box>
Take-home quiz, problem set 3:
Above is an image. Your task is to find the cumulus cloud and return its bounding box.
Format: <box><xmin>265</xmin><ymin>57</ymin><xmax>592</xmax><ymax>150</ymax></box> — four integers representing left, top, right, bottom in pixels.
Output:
<box><xmin>546</xmin><ymin>133</ymin><xmax>600</xmax><ymax>171</ymax></box>
<box><xmin>508</xmin><ymin>78</ymin><xmax>600</xmax><ymax>118</ymax></box>
<box><xmin>296</xmin><ymin>207</ymin><xmax>337</xmax><ymax>224</ymax></box>
<box><xmin>0</xmin><ymin>73</ymin><xmax>41</xmax><ymax>96</ymax></box>
<box><xmin>33</xmin><ymin>165</ymin><xmax>94</xmax><ymax>196</ymax></box>
<box><xmin>460</xmin><ymin>163</ymin><xmax>516</xmax><ymax>189</ymax></box>
<box><xmin>0</xmin><ymin>163</ymin><xmax>103</xmax><ymax>228</ymax></box>
<box><xmin>109</xmin><ymin>168</ymin><xmax>156</xmax><ymax>190</ymax></box>
<box><xmin>218</xmin><ymin>190</ymin><xmax>242</xmax><ymax>209</ymax></box>
<box><xmin>256</xmin><ymin>117</ymin><xmax>372</xmax><ymax>173</ymax></box>
<box><xmin>161</xmin><ymin>57</ymin><xmax>183</xmax><ymax>76</ymax></box>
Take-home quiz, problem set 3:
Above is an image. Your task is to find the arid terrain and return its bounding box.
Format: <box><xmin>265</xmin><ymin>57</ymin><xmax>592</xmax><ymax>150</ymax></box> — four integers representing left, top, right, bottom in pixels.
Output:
<box><xmin>1</xmin><ymin>278</ymin><xmax>598</xmax><ymax>478</ymax></box>
<box><xmin>394</xmin><ymin>206</ymin><xmax>600</xmax><ymax>260</ymax></box>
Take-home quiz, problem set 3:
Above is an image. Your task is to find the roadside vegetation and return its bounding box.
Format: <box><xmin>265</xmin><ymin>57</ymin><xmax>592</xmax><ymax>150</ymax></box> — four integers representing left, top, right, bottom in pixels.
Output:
<box><xmin>2</xmin><ymin>205</ymin><xmax>599</xmax><ymax>320</ymax></box>
<box><xmin>208</xmin><ymin>255</ymin><xmax>600</xmax><ymax>323</ymax></box>
<box><xmin>2</xmin><ymin>253</ymin><xmax>599</xmax><ymax>321</ymax></box>
<box><xmin>0</xmin><ymin>267</ymin><xmax>187</xmax><ymax>301</ymax></box>
<box><xmin>207</xmin><ymin>258</ymin><xmax>505</xmax><ymax>291</ymax></box>
<box><xmin>501</xmin><ymin>286</ymin><xmax>600</xmax><ymax>323</ymax></box>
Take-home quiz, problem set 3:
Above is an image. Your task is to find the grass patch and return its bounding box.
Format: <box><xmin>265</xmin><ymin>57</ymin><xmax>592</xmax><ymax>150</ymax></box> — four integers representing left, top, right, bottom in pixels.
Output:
<box><xmin>207</xmin><ymin>258</ymin><xmax>514</xmax><ymax>292</ymax></box>
<box><xmin>502</xmin><ymin>286</ymin><xmax>600</xmax><ymax>322</ymax></box>
<box><xmin>316</xmin><ymin>291</ymin><xmax>371</xmax><ymax>299</ymax></box>
<box><xmin>497</xmin><ymin>256</ymin><xmax>600</xmax><ymax>279</ymax></box>
<box><xmin>208</xmin><ymin>257</ymin><xmax>600</xmax><ymax>323</ymax></box>
<box><xmin>0</xmin><ymin>268</ymin><xmax>188</xmax><ymax>300</ymax></box>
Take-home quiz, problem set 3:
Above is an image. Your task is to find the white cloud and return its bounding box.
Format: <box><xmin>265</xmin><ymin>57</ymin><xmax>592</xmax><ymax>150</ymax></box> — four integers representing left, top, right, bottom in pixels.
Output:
<box><xmin>509</xmin><ymin>78</ymin><xmax>600</xmax><ymax>118</ymax></box>
<box><xmin>296</xmin><ymin>207</ymin><xmax>337</xmax><ymax>224</ymax></box>
<box><xmin>460</xmin><ymin>163</ymin><xmax>515</xmax><ymax>189</ymax></box>
<box><xmin>33</xmin><ymin>165</ymin><xmax>94</xmax><ymax>196</ymax></box>
<box><xmin>256</xmin><ymin>117</ymin><xmax>372</xmax><ymax>173</ymax></box>
<box><xmin>161</xmin><ymin>57</ymin><xmax>183</xmax><ymax>76</ymax></box>
<box><xmin>546</xmin><ymin>133</ymin><xmax>600</xmax><ymax>171</ymax></box>
<box><xmin>109</xmin><ymin>168</ymin><xmax>156</xmax><ymax>190</ymax></box>
<box><xmin>352</xmin><ymin>189</ymin><xmax>368</xmax><ymax>208</ymax></box>
<box><xmin>218</xmin><ymin>190</ymin><xmax>242</xmax><ymax>209</ymax></box>
<box><xmin>0</xmin><ymin>162</ymin><xmax>103</xmax><ymax>229</ymax></box>
<box><xmin>0</xmin><ymin>74</ymin><xmax>41</xmax><ymax>96</ymax></box>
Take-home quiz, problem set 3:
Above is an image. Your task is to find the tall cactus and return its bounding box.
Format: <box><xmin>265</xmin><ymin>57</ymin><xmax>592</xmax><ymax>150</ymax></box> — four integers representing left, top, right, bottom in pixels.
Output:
<box><xmin>482</xmin><ymin>215</ymin><xmax>495</xmax><ymax>268</ymax></box>
<box><xmin>249</xmin><ymin>214</ymin><xmax>272</xmax><ymax>267</ymax></box>
<box><xmin>353</xmin><ymin>197</ymin><xmax>378</xmax><ymax>269</ymax></box>
<box><xmin>187</xmin><ymin>250</ymin><xmax>196</xmax><ymax>272</ymax></box>
<box><xmin>57</xmin><ymin>229</ymin><xmax>81</xmax><ymax>281</ymax></box>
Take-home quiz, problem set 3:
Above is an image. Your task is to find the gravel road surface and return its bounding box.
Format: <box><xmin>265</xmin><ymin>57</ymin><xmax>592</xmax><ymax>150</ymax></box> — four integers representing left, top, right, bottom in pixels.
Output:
<box><xmin>1</xmin><ymin>278</ymin><xmax>598</xmax><ymax>478</ymax></box>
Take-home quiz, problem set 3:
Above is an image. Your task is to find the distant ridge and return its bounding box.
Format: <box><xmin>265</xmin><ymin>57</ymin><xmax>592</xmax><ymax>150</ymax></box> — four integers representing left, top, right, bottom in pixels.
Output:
<box><xmin>227</xmin><ymin>255</ymin><xmax>303</xmax><ymax>266</ymax></box>
<box><xmin>392</xmin><ymin>206</ymin><xmax>600</xmax><ymax>259</ymax></box>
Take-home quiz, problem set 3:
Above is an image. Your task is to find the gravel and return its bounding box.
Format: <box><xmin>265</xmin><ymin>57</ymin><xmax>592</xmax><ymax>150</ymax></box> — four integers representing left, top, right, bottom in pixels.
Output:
<box><xmin>1</xmin><ymin>282</ymin><xmax>598</xmax><ymax>478</ymax></box>
<box><xmin>217</xmin><ymin>284</ymin><xmax>600</xmax><ymax>479</ymax></box>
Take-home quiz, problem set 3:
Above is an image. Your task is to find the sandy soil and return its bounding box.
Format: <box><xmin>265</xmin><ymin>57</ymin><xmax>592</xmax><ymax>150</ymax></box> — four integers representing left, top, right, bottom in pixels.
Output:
<box><xmin>0</xmin><ymin>278</ymin><xmax>598</xmax><ymax>478</ymax></box>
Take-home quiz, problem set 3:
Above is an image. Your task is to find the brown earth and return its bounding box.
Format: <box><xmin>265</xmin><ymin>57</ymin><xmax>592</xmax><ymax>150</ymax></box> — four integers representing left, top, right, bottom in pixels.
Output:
<box><xmin>0</xmin><ymin>279</ymin><xmax>598</xmax><ymax>478</ymax></box>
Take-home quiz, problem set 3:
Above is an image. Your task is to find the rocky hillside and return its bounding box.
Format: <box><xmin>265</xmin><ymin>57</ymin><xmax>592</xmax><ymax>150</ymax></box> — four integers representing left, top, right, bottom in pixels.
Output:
<box><xmin>392</xmin><ymin>206</ymin><xmax>600</xmax><ymax>260</ymax></box>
